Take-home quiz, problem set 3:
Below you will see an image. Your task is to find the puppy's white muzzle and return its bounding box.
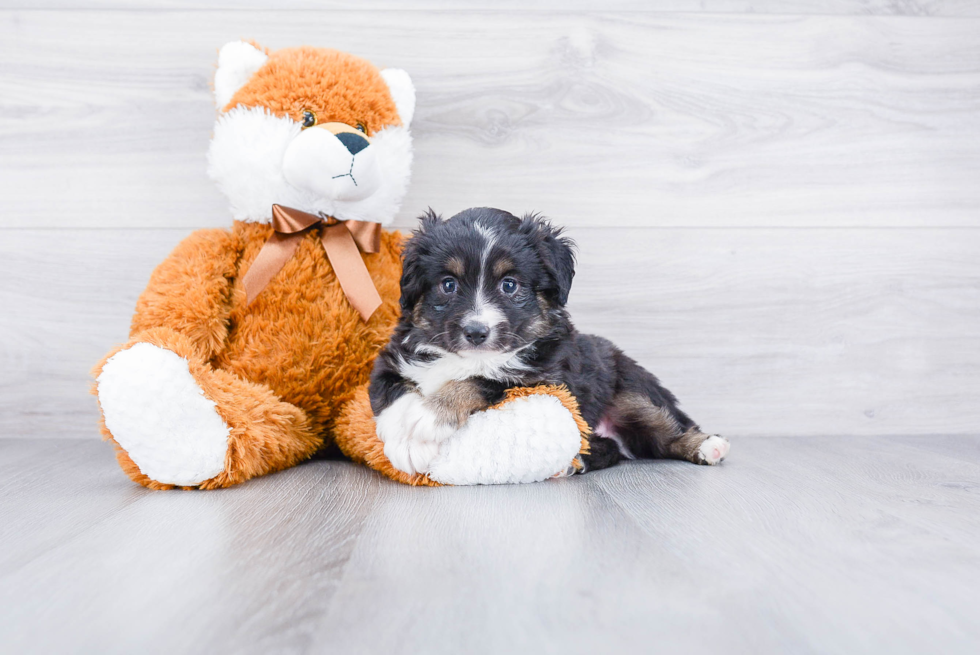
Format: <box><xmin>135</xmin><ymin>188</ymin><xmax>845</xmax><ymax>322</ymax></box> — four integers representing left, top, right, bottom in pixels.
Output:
<box><xmin>282</xmin><ymin>127</ymin><xmax>382</xmax><ymax>202</ymax></box>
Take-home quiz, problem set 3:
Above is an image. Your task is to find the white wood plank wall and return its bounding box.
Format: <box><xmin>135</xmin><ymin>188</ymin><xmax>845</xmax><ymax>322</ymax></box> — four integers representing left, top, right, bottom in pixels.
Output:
<box><xmin>1</xmin><ymin>4</ymin><xmax>977</xmax><ymax>439</ymax></box>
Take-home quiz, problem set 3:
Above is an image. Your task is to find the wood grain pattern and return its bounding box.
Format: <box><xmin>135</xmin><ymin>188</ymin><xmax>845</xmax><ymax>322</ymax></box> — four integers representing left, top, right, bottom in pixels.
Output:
<box><xmin>2</xmin><ymin>227</ymin><xmax>977</xmax><ymax>439</ymax></box>
<box><xmin>1</xmin><ymin>436</ymin><xmax>978</xmax><ymax>653</ymax></box>
<box><xmin>568</xmin><ymin>226</ymin><xmax>980</xmax><ymax>438</ymax></box>
<box><xmin>5</xmin><ymin>2</ymin><xmax>979</xmax><ymax>15</ymax></box>
<box><xmin>1</xmin><ymin>9</ymin><xmax>977</xmax><ymax>445</ymax></box>
<box><xmin>0</xmin><ymin>229</ymin><xmax>188</xmax><ymax>438</ymax></box>
<box><xmin>1</xmin><ymin>11</ymin><xmax>978</xmax><ymax>228</ymax></box>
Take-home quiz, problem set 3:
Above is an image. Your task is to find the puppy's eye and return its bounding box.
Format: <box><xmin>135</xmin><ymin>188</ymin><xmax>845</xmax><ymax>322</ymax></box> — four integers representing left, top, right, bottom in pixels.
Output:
<box><xmin>301</xmin><ymin>110</ymin><xmax>317</xmax><ymax>129</ymax></box>
<box><xmin>355</xmin><ymin>122</ymin><xmax>367</xmax><ymax>134</ymax></box>
<box><xmin>440</xmin><ymin>277</ymin><xmax>458</xmax><ymax>294</ymax></box>
<box><xmin>500</xmin><ymin>277</ymin><xmax>519</xmax><ymax>295</ymax></box>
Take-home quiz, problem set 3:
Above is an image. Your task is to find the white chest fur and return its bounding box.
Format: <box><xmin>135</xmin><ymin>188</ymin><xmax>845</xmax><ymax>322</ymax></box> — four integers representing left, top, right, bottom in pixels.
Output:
<box><xmin>398</xmin><ymin>350</ymin><xmax>529</xmax><ymax>396</ymax></box>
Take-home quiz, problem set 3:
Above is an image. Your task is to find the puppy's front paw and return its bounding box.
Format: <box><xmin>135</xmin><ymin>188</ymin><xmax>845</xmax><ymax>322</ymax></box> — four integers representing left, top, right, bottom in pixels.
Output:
<box><xmin>408</xmin><ymin>438</ymin><xmax>442</xmax><ymax>474</ymax></box>
<box><xmin>408</xmin><ymin>404</ymin><xmax>458</xmax><ymax>444</ymax></box>
<box><xmin>696</xmin><ymin>435</ymin><xmax>730</xmax><ymax>465</ymax></box>
<box><xmin>382</xmin><ymin>437</ymin><xmax>445</xmax><ymax>476</ymax></box>
<box><xmin>375</xmin><ymin>392</ymin><xmax>458</xmax><ymax>475</ymax></box>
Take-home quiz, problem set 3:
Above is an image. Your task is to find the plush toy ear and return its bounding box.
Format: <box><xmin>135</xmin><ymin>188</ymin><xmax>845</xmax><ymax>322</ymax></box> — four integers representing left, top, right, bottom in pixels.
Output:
<box><xmin>380</xmin><ymin>68</ymin><xmax>416</xmax><ymax>127</ymax></box>
<box><xmin>214</xmin><ymin>41</ymin><xmax>269</xmax><ymax>109</ymax></box>
<box><xmin>522</xmin><ymin>214</ymin><xmax>576</xmax><ymax>306</ymax></box>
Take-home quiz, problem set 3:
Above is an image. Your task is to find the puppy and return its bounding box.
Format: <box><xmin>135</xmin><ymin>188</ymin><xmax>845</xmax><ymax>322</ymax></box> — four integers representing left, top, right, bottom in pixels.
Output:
<box><xmin>369</xmin><ymin>207</ymin><xmax>729</xmax><ymax>475</ymax></box>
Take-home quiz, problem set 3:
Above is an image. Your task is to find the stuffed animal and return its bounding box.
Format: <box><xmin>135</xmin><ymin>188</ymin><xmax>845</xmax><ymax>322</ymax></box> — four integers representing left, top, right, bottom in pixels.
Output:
<box><xmin>92</xmin><ymin>42</ymin><xmax>587</xmax><ymax>489</ymax></box>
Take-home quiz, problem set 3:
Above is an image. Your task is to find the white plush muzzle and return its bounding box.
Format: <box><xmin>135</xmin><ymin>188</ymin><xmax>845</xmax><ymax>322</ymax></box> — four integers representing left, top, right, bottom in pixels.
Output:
<box><xmin>207</xmin><ymin>107</ymin><xmax>412</xmax><ymax>225</ymax></box>
<box><xmin>282</xmin><ymin>128</ymin><xmax>382</xmax><ymax>202</ymax></box>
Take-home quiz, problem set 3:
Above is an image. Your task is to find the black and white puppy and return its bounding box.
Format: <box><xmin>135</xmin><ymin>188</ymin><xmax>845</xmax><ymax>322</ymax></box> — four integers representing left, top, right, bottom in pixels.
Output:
<box><xmin>369</xmin><ymin>207</ymin><xmax>729</xmax><ymax>475</ymax></box>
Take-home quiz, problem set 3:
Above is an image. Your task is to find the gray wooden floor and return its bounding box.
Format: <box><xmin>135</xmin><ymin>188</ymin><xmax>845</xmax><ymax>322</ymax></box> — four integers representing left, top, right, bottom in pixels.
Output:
<box><xmin>1</xmin><ymin>436</ymin><xmax>978</xmax><ymax>654</ymax></box>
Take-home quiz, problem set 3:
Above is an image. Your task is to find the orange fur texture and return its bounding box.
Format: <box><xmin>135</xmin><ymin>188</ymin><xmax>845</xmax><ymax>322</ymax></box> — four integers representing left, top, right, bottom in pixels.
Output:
<box><xmin>226</xmin><ymin>46</ymin><xmax>401</xmax><ymax>135</ymax></box>
<box><xmin>92</xmin><ymin>222</ymin><xmax>404</xmax><ymax>490</ymax></box>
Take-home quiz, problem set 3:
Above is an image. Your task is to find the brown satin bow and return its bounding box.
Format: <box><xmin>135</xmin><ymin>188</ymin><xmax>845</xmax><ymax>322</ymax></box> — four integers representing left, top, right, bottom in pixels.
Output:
<box><xmin>241</xmin><ymin>204</ymin><xmax>383</xmax><ymax>321</ymax></box>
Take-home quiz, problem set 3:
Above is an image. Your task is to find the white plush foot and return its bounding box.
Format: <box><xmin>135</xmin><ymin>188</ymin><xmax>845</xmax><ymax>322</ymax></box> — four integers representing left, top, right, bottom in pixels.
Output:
<box><xmin>696</xmin><ymin>435</ymin><xmax>730</xmax><ymax>465</ymax></box>
<box><xmin>427</xmin><ymin>394</ymin><xmax>583</xmax><ymax>485</ymax></box>
<box><xmin>375</xmin><ymin>392</ymin><xmax>456</xmax><ymax>475</ymax></box>
<box><xmin>97</xmin><ymin>343</ymin><xmax>230</xmax><ymax>486</ymax></box>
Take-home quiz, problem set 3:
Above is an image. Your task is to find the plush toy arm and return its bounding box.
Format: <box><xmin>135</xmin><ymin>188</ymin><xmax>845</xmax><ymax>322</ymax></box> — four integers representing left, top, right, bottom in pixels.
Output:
<box><xmin>129</xmin><ymin>228</ymin><xmax>240</xmax><ymax>362</ymax></box>
<box><xmin>335</xmin><ymin>384</ymin><xmax>590</xmax><ymax>486</ymax></box>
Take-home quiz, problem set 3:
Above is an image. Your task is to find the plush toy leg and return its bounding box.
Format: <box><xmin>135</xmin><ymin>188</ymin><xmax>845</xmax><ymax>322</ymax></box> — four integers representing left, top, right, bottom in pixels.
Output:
<box><xmin>93</xmin><ymin>327</ymin><xmax>319</xmax><ymax>490</ymax></box>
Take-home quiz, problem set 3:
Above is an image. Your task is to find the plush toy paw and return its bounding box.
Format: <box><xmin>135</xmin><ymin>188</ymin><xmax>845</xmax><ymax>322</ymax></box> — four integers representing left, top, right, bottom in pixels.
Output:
<box><xmin>96</xmin><ymin>343</ymin><xmax>230</xmax><ymax>486</ymax></box>
<box><xmin>426</xmin><ymin>392</ymin><xmax>584</xmax><ymax>485</ymax></box>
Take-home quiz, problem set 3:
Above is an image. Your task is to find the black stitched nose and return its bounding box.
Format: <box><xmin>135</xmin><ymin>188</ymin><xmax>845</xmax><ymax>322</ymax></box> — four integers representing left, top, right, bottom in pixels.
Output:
<box><xmin>463</xmin><ymin>323</ymin><xmax>490</xmax><ymax>346</ymax></box>
<box><xmin>335</xmin><ymin>131</ymin><xmax>369</xmax><ymax>155</ymax></box>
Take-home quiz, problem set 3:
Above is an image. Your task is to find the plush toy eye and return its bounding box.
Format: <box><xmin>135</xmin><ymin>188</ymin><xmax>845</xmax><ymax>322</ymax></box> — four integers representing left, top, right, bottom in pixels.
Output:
<box><xmin>440</xmin><ymin>277</ymin><xmax>458</xmax><ymax>294</ymax></box>
<box><xmin>355</xmin><ymin>123</ymin><xmax>367</xmax><ymax>134</ymax></box>
<box><xmin>301</xmin><ymin>110</ymin><xmax>317</xmax><ymax>129</ymax></box>
<box><xmin>500</xmin><ymin>277</ymin><xmax>519</xmax><ymax>295</ymax></box>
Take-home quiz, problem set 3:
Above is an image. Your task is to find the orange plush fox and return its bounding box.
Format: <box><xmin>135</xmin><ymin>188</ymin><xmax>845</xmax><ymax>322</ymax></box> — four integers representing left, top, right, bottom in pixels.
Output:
<box><xmin>93</xmin><ymin>42</ymin><xmax>587</xmax><ymax>489</ymax></box>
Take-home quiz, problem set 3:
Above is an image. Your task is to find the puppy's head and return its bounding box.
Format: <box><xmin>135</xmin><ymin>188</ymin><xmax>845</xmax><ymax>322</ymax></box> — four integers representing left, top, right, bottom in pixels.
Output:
<box><xmin>400</xmin><ymin>207</ymin><xmax>575</xmax><ymax>355</ymax></box>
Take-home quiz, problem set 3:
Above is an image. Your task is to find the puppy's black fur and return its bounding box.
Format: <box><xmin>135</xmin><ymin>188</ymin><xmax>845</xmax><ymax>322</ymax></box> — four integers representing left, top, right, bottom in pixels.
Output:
<box><xmin>370</xmin><ymin>207</ymin><xmax>725</xmax><ymax>472</ymax></box>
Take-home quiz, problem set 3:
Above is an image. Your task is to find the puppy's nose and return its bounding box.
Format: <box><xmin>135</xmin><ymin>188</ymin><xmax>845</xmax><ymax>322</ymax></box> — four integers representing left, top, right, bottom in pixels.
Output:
<box><xmin>463</xmin><ymin>322</ymin><xmax>490</xmax><ymax>346</ymax></box>
<box><xmin>335</xmin><ymin>132</ymin><xmax>369</xmax><ymax>155</ymax></box>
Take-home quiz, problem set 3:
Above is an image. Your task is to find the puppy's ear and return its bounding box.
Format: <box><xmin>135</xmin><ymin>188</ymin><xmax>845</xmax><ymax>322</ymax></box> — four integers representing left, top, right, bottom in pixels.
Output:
<box><xmin>399</xmin><ymin>209</ymin><xmax>441</xmax><ymax>312</ymax></box>
<box><xmin>522</xmin><ymin>213</ymin><xmax>576</xmax><ymax>306</ymax></box>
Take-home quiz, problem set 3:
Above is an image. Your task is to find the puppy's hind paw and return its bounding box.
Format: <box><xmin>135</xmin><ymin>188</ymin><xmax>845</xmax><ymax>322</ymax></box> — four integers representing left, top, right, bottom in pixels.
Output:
<box><xmin>696</xmin><ymin>435</ymin><xmax>730</xmax><ymax>465</ymax></box>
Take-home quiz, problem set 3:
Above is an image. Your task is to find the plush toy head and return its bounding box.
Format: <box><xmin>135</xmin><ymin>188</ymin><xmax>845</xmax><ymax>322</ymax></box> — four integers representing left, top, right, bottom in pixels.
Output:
<box><xmin>207</xmin><ymin>41</ymin><xmax>415</xmax><ymax>225</ymax></box>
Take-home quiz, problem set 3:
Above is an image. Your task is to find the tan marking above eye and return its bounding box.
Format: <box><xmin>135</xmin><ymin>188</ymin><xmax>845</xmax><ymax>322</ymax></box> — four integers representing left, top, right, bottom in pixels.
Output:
<box><xmin>492</xmin><ymin>258</ymin><xmax>514</xmax><ymax>278</ymax></box>
<box><xmin>446</xmin><ymin>257</ymin><xmax>465</xmax><ymax>277</ymax></box>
